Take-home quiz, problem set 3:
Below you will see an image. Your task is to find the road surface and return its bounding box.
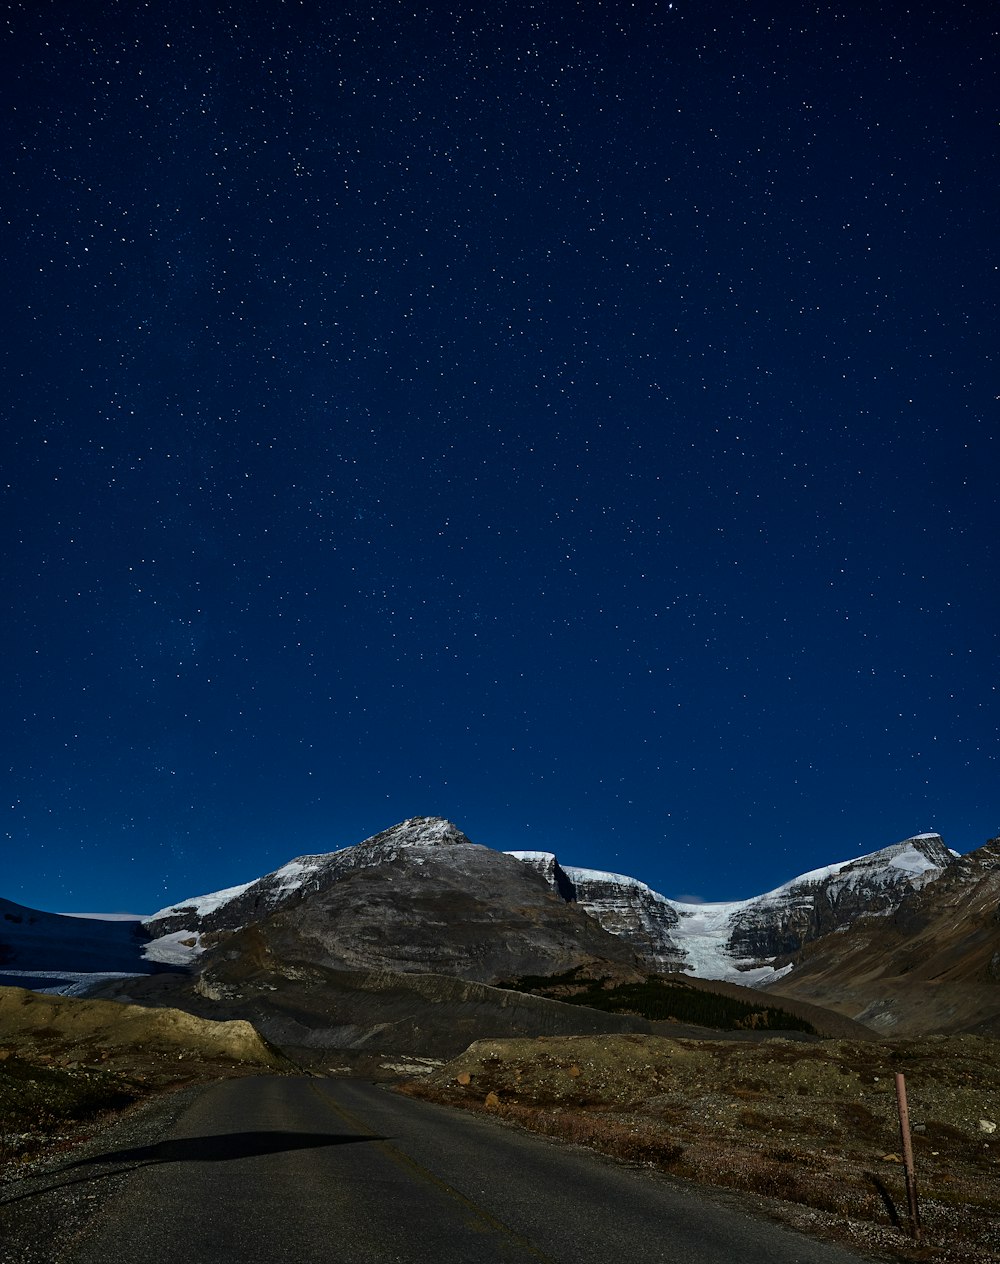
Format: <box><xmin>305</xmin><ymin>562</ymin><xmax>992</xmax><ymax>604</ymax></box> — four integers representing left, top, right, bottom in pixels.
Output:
<box><xmin>48</xmin><ymin>1075</ymin><xmax>870</xmax><ymax>1263</ymax></box>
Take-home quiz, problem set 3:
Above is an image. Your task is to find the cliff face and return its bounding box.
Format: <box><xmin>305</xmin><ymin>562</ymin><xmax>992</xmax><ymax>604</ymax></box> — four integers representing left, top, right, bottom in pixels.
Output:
<box><xmin>512</xmin><ymin>836</ymin><xmax>954</xmax><ymax>984</ymax></box>
<box><xmin>562</xmin><ymin>867</ymin><xmax>686</xmax><ymax>970</ymax></box>
<box><xmin>724</xmin><ymin>834</ymin><xmax>954</xmax><ymax>964</ymax></box>
<box><xmin>762</xmin><ymin>838</ymin><xmax>1000</xmax><ymax>1036</ymax></box>
<box><xmin>509</xmin><ymin>852</ymin><xmax>686</xmax><ymax>971</ymax></box>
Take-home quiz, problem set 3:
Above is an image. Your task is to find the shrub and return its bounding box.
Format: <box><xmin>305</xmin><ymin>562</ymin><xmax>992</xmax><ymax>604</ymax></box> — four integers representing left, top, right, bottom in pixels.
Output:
<box><xmin>504</xmin><ymin>973</ymin><xmax>817</xmax><ymax>1034</ymax></box>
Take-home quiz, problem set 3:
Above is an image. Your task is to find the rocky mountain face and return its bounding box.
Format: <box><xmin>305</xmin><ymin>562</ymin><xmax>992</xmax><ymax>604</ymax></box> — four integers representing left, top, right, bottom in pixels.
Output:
<box><xmin>763</xmin><ymin>837</ymin><xmax>1000</xmax><ymax>1036</ymax></box>
<box><xmin>511</xmin><ymin>834</ymin><xmax>954</xmax><ymax>985</ymax></box>
<box><xmin>149</xmin><ymin>818</ymin><xmax>641</xmax><ymax>985</ymax></box>
<box><xmin>148</xmin><ymin>817</ymin><xmax>480</xmax><ymax>938</ymax></box>
<box><xmin>722</xmin><ymin>833</ymin><xmax>954</xmax><ymax>963</ymax></box>
<box><xmin>509</xmin><ymin>852</ymin><xmax>686</xmax><ymax>971</ymax></box>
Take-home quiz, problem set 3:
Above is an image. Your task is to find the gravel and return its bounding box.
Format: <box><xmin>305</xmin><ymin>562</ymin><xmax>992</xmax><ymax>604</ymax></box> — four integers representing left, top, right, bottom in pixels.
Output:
<box><xmin>0</xmin><ymin>1083</ymin><xmax>202</xmax><ymax>1264</ymax></box>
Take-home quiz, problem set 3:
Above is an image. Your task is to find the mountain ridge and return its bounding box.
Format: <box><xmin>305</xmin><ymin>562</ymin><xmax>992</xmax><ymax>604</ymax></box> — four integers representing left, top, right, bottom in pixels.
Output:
<box><xmin>5</xmin><ymin>815</ymin><xmax>996</xmax><ymax>1037</ymax></box>
<box><xmin>143</xmin><ymin>817</ymin><xmax>959</xmax><ymax>988</ymax></box>
<box><xmin>761</xmin><ymin>835</ymin><xmax>1000</xmax><ymax>1036</ymax></box>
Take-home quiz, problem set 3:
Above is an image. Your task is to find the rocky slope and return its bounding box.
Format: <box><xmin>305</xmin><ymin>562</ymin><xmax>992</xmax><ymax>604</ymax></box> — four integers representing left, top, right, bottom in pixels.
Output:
<box><xmin>94</xmin><ymin>955</ymin><xmax>677</xmax><ymax>1060</ymax></box>
<box><xmin>511</xmin><ymin>834</ymin><xmax>954</xmax><ymax>984</ymax></box>
<box><xmin>510</xmin><ymin>851</ymin><xmax>686</xmax><ymax>971</ymax></box>
<box><xmin>762</xmin><ymin>837</ymin><xmax>1000</xmax><ymax>1036</ymax></box>
<box><xmin>0</xmin><ymin>985</ymin><xmax>281</xmax><ymax>1066</ymax></box>
<box><xmin>148</xmin><ymin>818</ymin><xmax>641</xmax><ymax>985</ymax></box>
<box><xmin>95</xmin><ymin>927</ymin><xmax>873</xmax><ymax>1061</ymax></box>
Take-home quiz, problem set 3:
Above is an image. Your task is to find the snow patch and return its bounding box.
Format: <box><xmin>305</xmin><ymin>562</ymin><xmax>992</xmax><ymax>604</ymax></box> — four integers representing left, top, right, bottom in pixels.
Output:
<box><xmin>270</xmin><ymin>857</ymin><xmax>329</xmax><ymax>894</ymax></box>
<box><xmin>888</xmin><ymin>845</ymin><xmax>942</xmax><ymax>877</ymax></box>
<box><xmin>143</xmin><ymin>929</ymin><xmax>206</xmax><ymax>966</ymax></box>
<box><xmin>563</xmin><ymin>865</ymin><xmax>673</xmax><ymax>901</ymax></box>
<box><xmin>0</xmin><ymin>969</ymin><xmax>148</xmax><ymax>997</ymax></box>
<box><xmin>147</xmin><ymin>879</ymin><xmax>255</xmax><ymax>923</ymax></box>
<box><xmin>668</xmin><ymin>900</ymin><xmax>748</xmax><ymax>980</ymax></box>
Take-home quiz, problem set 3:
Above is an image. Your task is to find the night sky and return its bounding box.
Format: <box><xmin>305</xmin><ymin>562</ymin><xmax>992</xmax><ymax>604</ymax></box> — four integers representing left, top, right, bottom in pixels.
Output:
<box><xmin>4</xmin><ymin>2</ymin><xmax>996</xmax><ymax>915</ymax></box>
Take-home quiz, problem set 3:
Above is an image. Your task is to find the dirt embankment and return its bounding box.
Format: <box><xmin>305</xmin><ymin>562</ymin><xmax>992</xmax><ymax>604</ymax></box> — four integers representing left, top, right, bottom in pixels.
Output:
<box><xmin>403</xmin><ymin>1031</ymin><xmax>1000</xmax><ymax>1264</ymax></box>
<box><xmin>0</xmin><ymin>985</ymin><xmax>289</xmax><ymax>1178</ymax></box>
<box><xmin>0</xmin><ymin>986</ymin><xmax>282</xmax><ymax>1070</ymax></box>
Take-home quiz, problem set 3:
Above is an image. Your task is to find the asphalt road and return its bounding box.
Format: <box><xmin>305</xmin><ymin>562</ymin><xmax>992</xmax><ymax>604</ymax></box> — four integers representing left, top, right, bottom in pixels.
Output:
<box><xmin>58</xmin><ymin>1075</ymin><xmax>872</xmax><ymax>1264</ymax></box>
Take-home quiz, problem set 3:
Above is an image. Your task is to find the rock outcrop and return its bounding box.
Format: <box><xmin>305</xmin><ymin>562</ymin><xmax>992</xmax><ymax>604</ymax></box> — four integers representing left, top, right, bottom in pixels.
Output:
<box><xmin>147</xmin><ymin>817</ymin><xmax>476</xmax><ymax>937</ymax></box>
<box><xmin>763</xmin><ymin>837</ymin><xmax>1000</xmax><ymax>1036</ymax></box>
<box><xmin>509</xmin><ymin>852</ymin><xmax>686</xmax><ymax>970</ymax></box>
<box><xmin>0</xmin><ymin>984</ymin><xmax>281</xmax><ymax>1065</ymax></box>
<box><xmin>724</xmin><ymin>833</ymin><xmax>954</xmax><ymax>963</ymax></box>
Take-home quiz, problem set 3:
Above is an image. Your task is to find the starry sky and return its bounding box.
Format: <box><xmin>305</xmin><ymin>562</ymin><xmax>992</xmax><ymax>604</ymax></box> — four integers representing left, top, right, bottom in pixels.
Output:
<box><xmin>3</xmin><ymin>1</ymin><xmax>997</xmax><ymax>915</ymax></box>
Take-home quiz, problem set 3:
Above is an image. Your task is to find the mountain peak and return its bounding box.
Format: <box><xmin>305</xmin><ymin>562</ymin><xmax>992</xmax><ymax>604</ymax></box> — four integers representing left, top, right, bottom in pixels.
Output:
<box><xmin>356</xmin><ymin>817</ymin><xmax>473</xmax><ymax>850</ymax></box>
<box><xmin>144</xmin><ymin>817</ymin><xmax>479</xmax><ymax>941</ymax></box>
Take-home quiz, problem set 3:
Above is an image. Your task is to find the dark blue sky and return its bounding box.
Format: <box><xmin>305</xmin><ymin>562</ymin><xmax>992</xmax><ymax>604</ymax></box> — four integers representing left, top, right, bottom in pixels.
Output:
<box><xmin>3</xmin><ymin>2</ymin><xmax>996</xmax><ymax>914</ymax></box>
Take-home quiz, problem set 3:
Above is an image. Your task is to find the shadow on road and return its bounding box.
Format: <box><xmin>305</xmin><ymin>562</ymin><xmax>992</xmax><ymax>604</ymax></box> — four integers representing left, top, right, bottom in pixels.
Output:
<box><xmin>0</xmin><ymin>1131</ymin><xmax>384</xmax><ymax>1206</ymax></box>
<box><xmin>62</xmin><ymin>1130</ymin><xmax>383</xmax><ymax>1168</ymax></box>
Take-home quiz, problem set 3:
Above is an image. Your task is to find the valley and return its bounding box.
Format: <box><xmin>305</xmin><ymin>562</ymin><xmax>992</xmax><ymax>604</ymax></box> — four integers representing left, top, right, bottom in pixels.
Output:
<box><xmin>2</xmin><ymin>815</ymin><xmax>999</xmax><ymax>1261</ymax></box>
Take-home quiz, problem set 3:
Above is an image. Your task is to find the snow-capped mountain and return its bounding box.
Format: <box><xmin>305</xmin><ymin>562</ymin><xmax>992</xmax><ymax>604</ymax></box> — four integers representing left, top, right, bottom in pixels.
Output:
<box><xmin>509</xmin><ymin>852</ymin><xmax>687</xmax><ymax>971</ymax></box>
<box><xmin>144</xmin><ymin>814</ymin><xmax>955</xmax><ymax>990</ymax></box>
<box><xmin>145</xmin><ymin>817</ymin><xmax>641</xmax><ymax>983</ymax></box>
<box><xmin>145</xmin><ymin>819</ymin><xmax>956</xmax><ymax>987</ymax></box>
<box><xmin>721</xmin><ymin>833</ymin><xmax>952</xmax><ymax>965</ymax></box>
<box><xmin>147</xmin><ymin>817</ymin><xmax>476</xmax><ymax>943</ymax></box>
<box><xmin>763</xmin><ymin>835</ymin><xmax>1000</xmax><ymax>1036</ymax></box>
<box><xmin>510</xmin><ymin>833</ymin><xmax>954</xmax><ymax>985</ymax></box>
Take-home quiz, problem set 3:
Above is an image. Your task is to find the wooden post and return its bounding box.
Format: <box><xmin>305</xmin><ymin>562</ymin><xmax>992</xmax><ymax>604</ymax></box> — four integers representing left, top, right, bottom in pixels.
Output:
<box><xmin>894</xmin><ymin>1071</ymin><xmax>921</xmax><ymax>1241</ymax></box>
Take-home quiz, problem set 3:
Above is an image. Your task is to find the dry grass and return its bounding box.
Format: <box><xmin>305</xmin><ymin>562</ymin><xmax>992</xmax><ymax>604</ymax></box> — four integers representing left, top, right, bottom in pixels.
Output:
<box><xmin>0</xmin><ymin>1051</ymin><xmax>146</xmax><ymax>1169</ymax></box>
